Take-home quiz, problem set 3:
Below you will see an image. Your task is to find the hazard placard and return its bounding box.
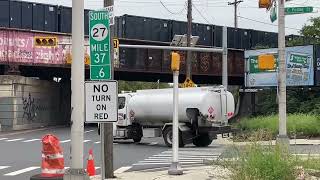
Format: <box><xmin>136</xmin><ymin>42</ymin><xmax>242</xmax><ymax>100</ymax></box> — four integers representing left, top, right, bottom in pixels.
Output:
<box><xmin>182</xmin><ymin>78</ymin><xmax>196</xmax><ymax>88</ymax></box>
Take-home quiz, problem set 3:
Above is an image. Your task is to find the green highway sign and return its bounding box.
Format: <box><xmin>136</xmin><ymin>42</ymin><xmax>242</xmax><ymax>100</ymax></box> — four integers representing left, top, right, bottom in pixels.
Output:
<box><xmin>89</xmin><ymin>10</ymin><xmax>111</xmax><ymax>80</ymax></box>
<box><xmin>285</xmin><ymin>7</ymin><xmax>313</xmax><ymax>15</ymax></box>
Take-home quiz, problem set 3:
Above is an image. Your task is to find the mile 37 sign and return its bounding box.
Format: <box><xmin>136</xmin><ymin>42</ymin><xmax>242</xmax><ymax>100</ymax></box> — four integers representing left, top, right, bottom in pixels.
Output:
<box><xmin>85</xmin><ymin>81</ymin><xmax>118</xmax><ymax>123</ymax></box>
<box><xmin>89</xmin><ymin>10</ymin><xmax>111</xmax><ymax>80</ymax></box>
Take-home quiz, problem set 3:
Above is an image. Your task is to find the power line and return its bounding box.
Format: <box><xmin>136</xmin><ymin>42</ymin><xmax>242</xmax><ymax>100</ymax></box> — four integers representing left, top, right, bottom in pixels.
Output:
<box><xmin>192</xmin><ymin>4</ymin><xmax>212</xmax><ymax>24</ymax></box>
<box><xmin>160</xmin><ymin>1</ymin><xmax>187</xmax><ymax>15</ymax></box>
<box><xmin>238</xmin><ymin>16</ymin><xmax>302</xmax><ymax>31</ymax></box>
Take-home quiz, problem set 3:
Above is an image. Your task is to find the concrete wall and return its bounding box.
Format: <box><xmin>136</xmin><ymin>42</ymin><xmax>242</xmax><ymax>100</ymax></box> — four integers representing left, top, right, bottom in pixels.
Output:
<box><xmin>0</xmin><ymin>75</ymin><xmax>70</xmax><ymax>131</ymax></box>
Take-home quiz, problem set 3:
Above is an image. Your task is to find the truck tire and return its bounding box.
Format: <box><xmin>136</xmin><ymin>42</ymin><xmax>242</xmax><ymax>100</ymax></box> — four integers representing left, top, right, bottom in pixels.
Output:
<box><xmin>133</xmin><ymin>136</ymin><xmax>142</xmax><ymax>143</ymax></box>
<box><xmin>162</xmin><ymin>126</ymin><xmax>185</xmax><ymax>147</ymax></box>
<box><xmin>131</xmin><ymin>123</ymin><xmax>143</xmax><ymax>143</ymax></box>
<box><xmin>192</xmin><ymin>134</ymin><xmax>213</xmax><ymax>147</ymax></box>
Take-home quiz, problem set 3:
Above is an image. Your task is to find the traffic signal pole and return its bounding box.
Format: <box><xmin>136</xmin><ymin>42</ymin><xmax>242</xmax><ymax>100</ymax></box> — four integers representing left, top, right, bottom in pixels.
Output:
<box><xmin>64</xmin><ymin>0</ymin><xmax>88</xmax><ymax>179</ymax></box>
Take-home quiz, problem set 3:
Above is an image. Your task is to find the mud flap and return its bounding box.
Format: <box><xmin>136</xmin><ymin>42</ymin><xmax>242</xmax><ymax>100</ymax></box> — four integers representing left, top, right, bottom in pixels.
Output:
<box><xmin>179</xmin><ymin>125</ymin><xmax>194</xmax><ymax>144</ymax></box>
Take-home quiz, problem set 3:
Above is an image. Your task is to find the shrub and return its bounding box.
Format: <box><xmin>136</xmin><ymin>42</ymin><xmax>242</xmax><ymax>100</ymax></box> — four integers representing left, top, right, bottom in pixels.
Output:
<box><xmin>235</xmin><ymin>114</ymin><xmax>320</xmax><ymax>138</ymax></box>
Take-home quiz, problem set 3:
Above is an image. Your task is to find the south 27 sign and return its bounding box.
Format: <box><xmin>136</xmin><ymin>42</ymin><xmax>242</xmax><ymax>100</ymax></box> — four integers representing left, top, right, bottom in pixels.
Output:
<box><xmin>85</xmin><ymin>81</ymin><xmax>118</xmax><ymax>123</ymax></box>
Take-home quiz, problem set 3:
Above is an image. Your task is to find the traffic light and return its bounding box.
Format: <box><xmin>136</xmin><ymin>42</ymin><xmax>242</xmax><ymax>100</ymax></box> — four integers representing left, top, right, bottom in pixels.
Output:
<box><xmin>259</xmin><ymin>0</ymin><xmax>272</xmax><ymax>9</ymax></box>
<box><xmin>171</xmin><ymin>52</ymin><xmax>180</xmax><ymax>71</ymax></box>
<box><xmin>34</xmin><ymin>37</ymin><xmax>58</xmax><ymax>47</ymax></box>
<box><xmin>258</xmin><ymin>54</ymin><xmax>275</xmax><ymax>70</ymax></box>
<box><xmin>66</xmin><ymin>52</ymin><xmax>91</xmax><ymax>65</ymax></box>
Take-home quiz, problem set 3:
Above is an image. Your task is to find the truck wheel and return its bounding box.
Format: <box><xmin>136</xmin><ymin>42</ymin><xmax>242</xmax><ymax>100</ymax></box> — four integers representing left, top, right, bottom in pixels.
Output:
<box><xmin>131</xmin><ymin>123</ymin><xmax>143</xmax><ymax>143</ymax></box>
<box><xmin>163</xmin><ymin>126</ymin><xmax>185</xmax><ymax>148</ymax></box>
<box><xmin>192</xmin><ymin>134</ymin><xmax>213</xmax><ymax>147</ymax></box>
<box><xmin>133</xmin><ymin>136</ymin><xmax>142</xmax><ymax>143</ymax></box>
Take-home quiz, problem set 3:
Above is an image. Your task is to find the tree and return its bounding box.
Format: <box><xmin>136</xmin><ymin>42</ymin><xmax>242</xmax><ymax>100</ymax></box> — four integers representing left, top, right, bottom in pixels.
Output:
<box><xmin>300</xmin><ymin>17</ymin><xmax>320</xmax><ymax>44</ymax></box>
<box><xmin>118</xmin><ymin>80</ymin><xmax>170</xmax><ymax>93</ymax></box>
<box><xmin>286</xmin><ymin>17</ymin><xmax>320</xmax><ymax>47</ymax></box>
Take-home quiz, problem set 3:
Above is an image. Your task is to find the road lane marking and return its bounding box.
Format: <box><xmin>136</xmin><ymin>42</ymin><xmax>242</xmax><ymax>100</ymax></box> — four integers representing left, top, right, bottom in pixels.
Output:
<box><xmin>61</xmin><ymin>139</ymin><xmax>71</xmax><ymax>143</ymax></box>
<box><xmin>85</xmin><ymin>130</ymin><xmax>95</xmax><ymax>133</ymax></box>
<box><xmin>94</xmin><ymin>141</ymin><xmax>101</xmax><ymax>144</ymax></box>
<box><xmin>0</xmin><ymin>138</ymin><xmax>8</xmax><ymax>141</ymax></box>
<box><xmin>149</xmin><ymin>142</ymin><xmax>158</xmax><ymax>146</ymax></box>
<box><xmin>133</xmin><ymin>162</ymin><xmax>202</xmax><ymax>165</ymax></box>
<box><xmin>83</xmin><ymin>140</ymin><xmax>91</xmax><ymax>143</ymax></box>
<box><xmin>6</xmin><ymin>138</ymin><xmax>24</xmax><ymax>142</ymax></box>
<box><xmin>4</xmin><ymin>166</ymin><xmax>39</xmax><ymax>176</ymax></box>
<box><xmin>23</xmin><ymin>139</ymin><xmax>41</xmax><ymax>142</ymax></box>
<box><xmin>114</xmin><ymin>166</ymin><xmax>131</xmax><ymax>174</ymax></box>
<box><xmin>0</xmin><ymin>166</ymin><xmax>10</xmax><ymax>170</ymax></box>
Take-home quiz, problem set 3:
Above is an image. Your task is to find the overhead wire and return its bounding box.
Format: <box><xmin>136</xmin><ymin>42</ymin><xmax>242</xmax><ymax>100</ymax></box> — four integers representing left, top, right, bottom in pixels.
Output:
<box><xmin>192</xmin><ymin>3</ymin><xmax>212</xmax><ymax>24</ymax></box>
<box><xmin>160</xmin><ymin>1</ymin><xmax>187</xmax><ymax>15</ymax></box>
<box><xmin>238</xmin><ymin>16</ymin><xmax>302</xmax><ymax>31</ymax></box>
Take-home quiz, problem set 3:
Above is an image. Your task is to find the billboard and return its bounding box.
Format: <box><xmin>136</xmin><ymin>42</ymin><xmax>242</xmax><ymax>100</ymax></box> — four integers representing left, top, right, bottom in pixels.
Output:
<box><xmin>245</xmin><ymin>45</ymin><xmax>314</xmax><ymax>87</ymax></box>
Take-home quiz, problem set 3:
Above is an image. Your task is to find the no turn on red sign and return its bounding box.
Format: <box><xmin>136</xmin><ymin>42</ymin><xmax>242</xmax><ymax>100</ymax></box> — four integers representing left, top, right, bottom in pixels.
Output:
<box><xmin>85</xmin><ymin>81</ymin><xmax>118</xmax><ymax>123</ymax></box>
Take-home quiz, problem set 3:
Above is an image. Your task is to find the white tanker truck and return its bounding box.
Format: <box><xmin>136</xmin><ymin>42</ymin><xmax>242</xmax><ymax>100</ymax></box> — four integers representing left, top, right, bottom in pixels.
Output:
<box><xmin>111</xmin><ymin>86</ymin><xmax>234</xmax><ymax>147</ymax></box>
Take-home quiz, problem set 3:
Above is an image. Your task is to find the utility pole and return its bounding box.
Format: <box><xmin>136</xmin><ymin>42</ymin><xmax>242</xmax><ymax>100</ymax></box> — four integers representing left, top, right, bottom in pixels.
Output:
<box><xmin>186</xmin><ymin>0</ymin><xmax>192</xmax><ymax>79</ymax></box>
<box><xmin>277</xmin><ymin>0</ymin><xmax>289</xmax><ymax>145</ymax></box>
<box><xmin>64</xmin><ymin>0</ymin><xmax>87</xmax><ymax>179</ymax></box>
<box><xmin>228</xmin><ymin>0</ymin><xmax>243</xmax><ymax>28</ymax></box>
<box><xmin>102</xmin><ymin>0</ymin><xmax>115</xmax><ymax>179</ymax></box>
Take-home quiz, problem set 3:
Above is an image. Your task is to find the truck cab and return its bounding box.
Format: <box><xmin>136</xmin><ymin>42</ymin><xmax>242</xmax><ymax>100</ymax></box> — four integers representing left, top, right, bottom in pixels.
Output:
<box><xmin>115</xmin><ymin>93</ymin><xmax>134</xmax><ymax>130</ymax></box>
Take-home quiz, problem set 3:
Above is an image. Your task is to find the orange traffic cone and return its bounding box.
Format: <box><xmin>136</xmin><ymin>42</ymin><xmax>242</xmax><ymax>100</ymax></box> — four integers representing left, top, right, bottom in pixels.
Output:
<box><xmin>86</xmin><ymin>149</ymin><xmax>96</xmax><ymax>176</ymax></box>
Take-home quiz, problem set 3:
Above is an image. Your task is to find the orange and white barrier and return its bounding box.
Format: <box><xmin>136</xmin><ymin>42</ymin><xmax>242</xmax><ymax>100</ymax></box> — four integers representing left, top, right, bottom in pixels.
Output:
<box><xmin>41</xmin><ymin>134</ymin><xmax>64</xmax><ymax>177</ymax></box>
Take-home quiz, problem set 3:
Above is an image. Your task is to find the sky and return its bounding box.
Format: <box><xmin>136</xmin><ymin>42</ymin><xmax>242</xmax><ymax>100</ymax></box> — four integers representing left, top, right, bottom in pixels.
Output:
<box><xmin>24</xmin><ymin>0</ymin><xmax>320</xmax><ymax>35</ymax></box>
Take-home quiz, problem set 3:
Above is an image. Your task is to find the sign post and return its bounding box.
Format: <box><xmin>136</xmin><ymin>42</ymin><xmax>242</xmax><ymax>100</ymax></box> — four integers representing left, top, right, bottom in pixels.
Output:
<box><xmin>89</xmin><ymin>11</ymin><xmax>111</xmax><ymax>80</ymax></box>
<box><xmin>88</xmin><ymin>9</ymin><xmax>117</xmax><ymax>179</ymax></box>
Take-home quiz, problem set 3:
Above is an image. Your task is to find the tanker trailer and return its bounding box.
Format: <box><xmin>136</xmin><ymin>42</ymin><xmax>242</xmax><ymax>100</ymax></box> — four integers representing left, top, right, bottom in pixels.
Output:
<box><xmin>114</xmin><ymin>86</ymin><xmax>234</xmax><ymax>147</ymax></box>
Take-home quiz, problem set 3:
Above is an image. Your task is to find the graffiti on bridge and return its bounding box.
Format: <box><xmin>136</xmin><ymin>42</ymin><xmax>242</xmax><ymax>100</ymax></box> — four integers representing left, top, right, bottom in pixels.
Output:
<box><xmin>22</xmin><ymin>93</ymin><xmax>49</xmax><ymax>121</ymax></box>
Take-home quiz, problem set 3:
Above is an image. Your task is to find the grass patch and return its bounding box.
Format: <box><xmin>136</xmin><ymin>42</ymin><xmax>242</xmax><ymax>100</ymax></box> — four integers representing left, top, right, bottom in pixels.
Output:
<box><xmin>214</xmin><ymin>131</ymin><xmax>320</xmax><ymax>180</ymax></box>
<box><xmin>234</xmin><ymin>114</ymin><xmax>320</xmax><ymax>138</ymax></box>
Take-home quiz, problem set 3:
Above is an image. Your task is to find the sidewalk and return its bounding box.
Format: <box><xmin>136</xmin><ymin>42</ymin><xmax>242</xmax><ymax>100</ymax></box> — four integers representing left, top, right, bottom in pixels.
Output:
<box><xmin>214</xmin><ymin>136</ymin><xmax>320</xmax><ymax>146</ymax></box>
<box><xmin>92</xmin><ymin>166</ymin><xmax>232</xmax><ymax>180</ymax></box>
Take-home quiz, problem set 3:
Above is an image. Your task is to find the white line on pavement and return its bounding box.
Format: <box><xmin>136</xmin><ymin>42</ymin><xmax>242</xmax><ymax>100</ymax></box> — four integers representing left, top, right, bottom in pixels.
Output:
<box><xmin>114</xmin><ymin>166</ymin><xmax>132</xmax><ymax>174</ymax></box>
<box><xmin>146</xmin><ymin>157</ymin><xmax>216</xmax><ymax>160</ymax></box>
<box><xmin>6</xmin><ymin>138</ymin><xmax>24</xmax><ymax>142</ymax></box>
<box><xmin>0</xmin><ymin>166</ymin><xmax>10</xmax><ymax>170</ymax></box>
<box><xmin>133</xmin><ymin>162</ymin><xmax>202</xmax><ymax>165</ymax></box>
<box><xmin>152</xmin><ymin>154</ymin><xmax>218</xmax><ymax>158</ymax></box>
<box><xmin>0</xmin><ymin>138</ymin><xmax>8</xmax><ymax>141</ymax></box>
<box><xmin>85</xmin><ymin>130</ymin><xmax>95</xmax><ymax>133</ymax></box>
<box><xmin>4</xmin><ymin>167</ymin><xmax>40</xmax><ymax>176</ymax></box>
<box><xmin>23</xmin><ymin>139</ymin><xmax>41</xmax><ymax>142</ymax></box>
<box><xmin>61</xmin><ymin>139</ymin><xmax>71</xmax><ymax>143</ymax></box>
<box><xmin>149</xmin><ymin>142</ymin><xmax>158</xmax><ymax>146</ymax></box>
<box><xmin>139</xmin><ymin>159</ymin><xmax>205</xmax><ymax>163</ymax></box>
<box><xmin>83</xmin><ymin>140</ymin><xmax>91</xmax><ymax>143</ymax></box>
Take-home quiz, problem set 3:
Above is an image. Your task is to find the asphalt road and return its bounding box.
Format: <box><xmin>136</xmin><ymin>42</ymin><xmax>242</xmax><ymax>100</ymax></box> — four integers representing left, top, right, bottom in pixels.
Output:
<box><xmin>0</xmin><ymin>126</ymin><xmax>225</xmax><ymax>180</ymax></box>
